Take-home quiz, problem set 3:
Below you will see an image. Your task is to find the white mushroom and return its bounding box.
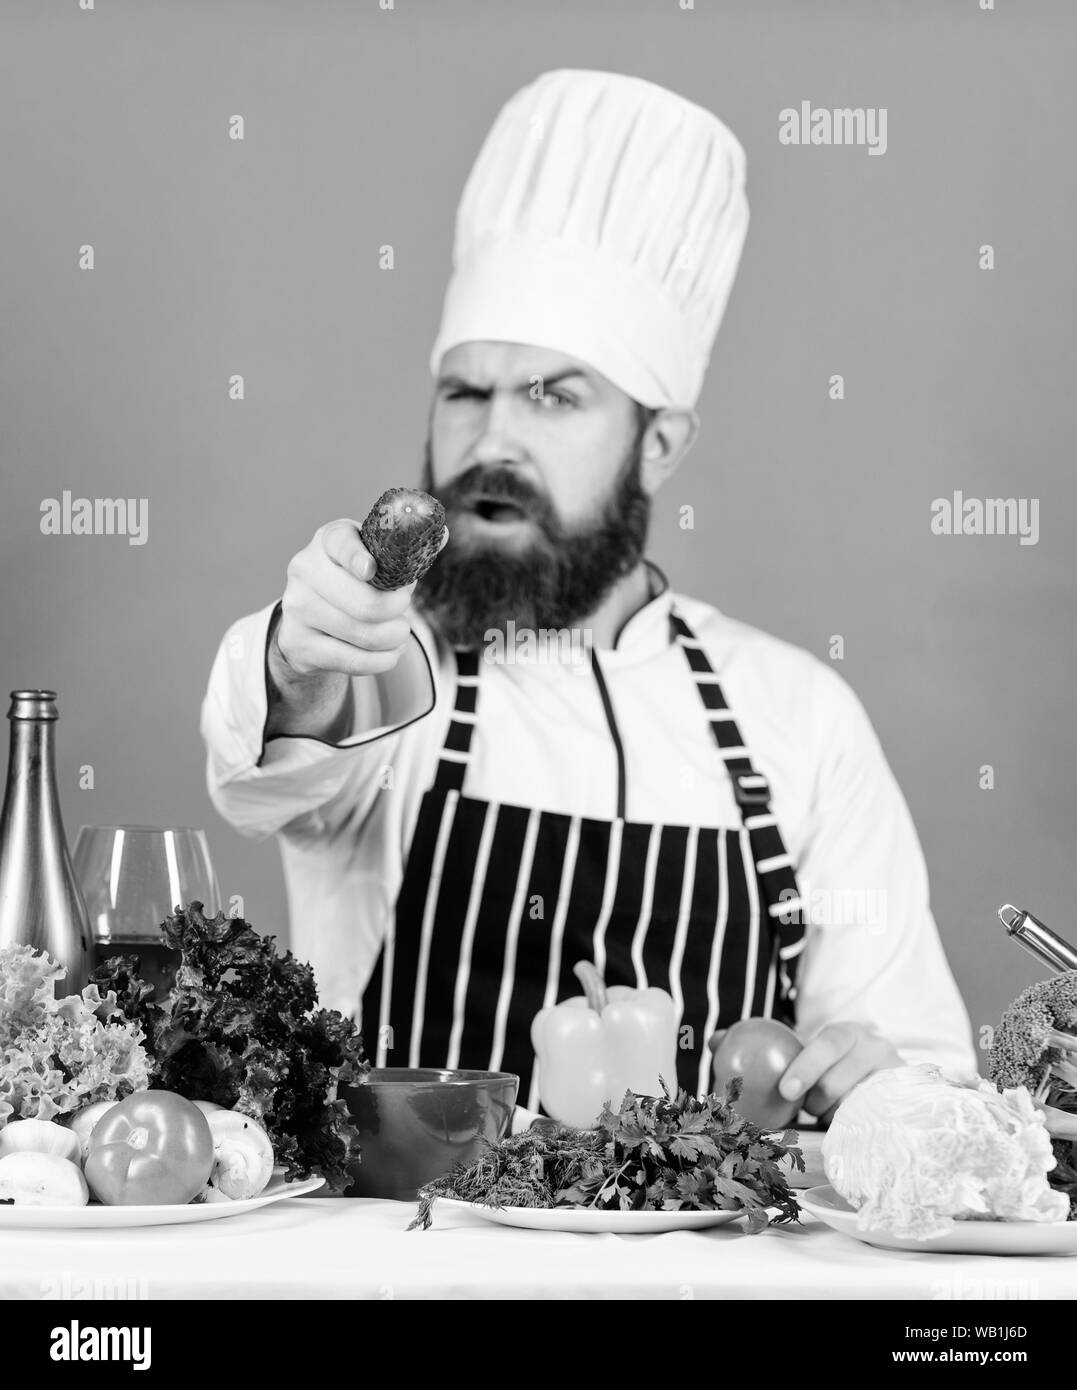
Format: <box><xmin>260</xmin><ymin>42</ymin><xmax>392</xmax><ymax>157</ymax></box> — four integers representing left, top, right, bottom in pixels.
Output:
<box><xmin>203</xmin><ymin>1111</ymin><xmax>275</xmax><ymax>1199</ymax></box>
<box><xmin>0</xmin><ymin>1152</ymin><xmax>89</xmax><ymax>1206</ymax></box>
<box><xmin>191</xmin><ymin>1182</ymin><xmax>234</xmax><ymax>1205</ymax></box>
<box><xmin>66</xmin><ymin>1101</ymin><xmax>120</xmax><ymax>1164</ymax></box>
<box><xmin>0</xmin><ymin>1118</ymin><xmax>82</xmax><ymax>1167</ymax></box>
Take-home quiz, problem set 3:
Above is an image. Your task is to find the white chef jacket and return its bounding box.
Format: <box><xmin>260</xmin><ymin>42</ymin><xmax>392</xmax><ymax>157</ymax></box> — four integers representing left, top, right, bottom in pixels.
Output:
<box><xmin>199</xmin><ymin>563</ymin><xmax>977</xmax><ymax>1081</ymax></box>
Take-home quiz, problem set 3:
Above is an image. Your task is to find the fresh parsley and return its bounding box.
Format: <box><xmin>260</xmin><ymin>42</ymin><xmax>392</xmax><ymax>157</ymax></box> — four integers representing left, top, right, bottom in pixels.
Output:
<box><xmin>410</xmin><ymin>1078</ymin><xmax>803</xmax><ymax>1232</ymax></box>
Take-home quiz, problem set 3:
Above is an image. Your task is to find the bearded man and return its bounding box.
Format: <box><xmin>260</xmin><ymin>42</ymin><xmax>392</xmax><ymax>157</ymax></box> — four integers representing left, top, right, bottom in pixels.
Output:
<box><xmin>201</xmin><ymin>70</ymin><xmax>975</xmax><ymax>1121</ymax></box>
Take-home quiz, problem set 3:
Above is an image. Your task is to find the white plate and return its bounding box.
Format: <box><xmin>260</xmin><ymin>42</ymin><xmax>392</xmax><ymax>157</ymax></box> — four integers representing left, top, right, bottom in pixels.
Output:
<box><xmin>431</xmin><ymin>1197</ymin><xmax>748</xmax><ymax>1233</ymax></box>
<box><xmin>0</xmin><ymin>1174</ymin><xmax>325</xmax><ymax>1230</ymax></box>
<box><xmin>800</xmin><ymin>1184</ymin><xmax>1077</xmax><ymax>1256</ymax></box>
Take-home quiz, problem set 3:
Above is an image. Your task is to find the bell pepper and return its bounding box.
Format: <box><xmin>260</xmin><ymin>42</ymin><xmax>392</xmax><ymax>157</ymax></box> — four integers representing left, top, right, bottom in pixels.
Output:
<box><xmin>530</xmin><ymin>962</ymin><xmax>679</xmax><ymax>1127</ymax></box>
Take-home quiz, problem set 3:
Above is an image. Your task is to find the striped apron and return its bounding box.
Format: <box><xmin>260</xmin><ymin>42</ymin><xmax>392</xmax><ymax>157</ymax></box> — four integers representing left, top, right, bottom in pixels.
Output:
<box><xmin>361</xmin><ymin>605</ymin><xmax>807</xmax><ymax>1107</ymax></box>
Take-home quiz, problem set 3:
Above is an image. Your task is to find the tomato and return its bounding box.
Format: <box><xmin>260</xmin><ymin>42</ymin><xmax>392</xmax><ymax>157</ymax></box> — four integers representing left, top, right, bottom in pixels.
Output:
<box><xmin>84</xmin><ymin>1090</ymin><xmax>215</xmax><ymax>1206</ymax></box>
<box><xmin>710</xmin><ymin>1019</ymin><xmax>803</xmax><ymax>1129</ymax></box>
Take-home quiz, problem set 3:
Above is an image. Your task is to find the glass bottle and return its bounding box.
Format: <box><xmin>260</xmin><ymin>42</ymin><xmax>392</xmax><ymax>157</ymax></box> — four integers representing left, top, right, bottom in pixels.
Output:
<box><xmin>0</xmin><ymin>689</ymin><xmax>92</xmax><ymax>992</ymax></box>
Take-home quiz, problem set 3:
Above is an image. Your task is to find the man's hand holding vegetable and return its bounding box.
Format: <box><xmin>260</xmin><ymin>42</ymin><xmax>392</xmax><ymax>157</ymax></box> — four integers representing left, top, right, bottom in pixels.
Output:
<box><xmin>267</xmin><ymin>497</ymin><xmax>449</xmax><ymax>743</ymax></box>
<box><xmin>710</xmin><ymin>1019</ymin><xmax>904</xmax><ymax>1128</ymax></box>
<box><xmin>532</xmin><ymin>958</ymin><xmax>903</xmax><ymax>1131</ymax></box>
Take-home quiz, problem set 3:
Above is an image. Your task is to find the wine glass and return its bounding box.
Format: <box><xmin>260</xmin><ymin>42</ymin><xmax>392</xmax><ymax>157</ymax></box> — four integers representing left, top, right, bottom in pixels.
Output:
<box><xmin>72</xmin><ymin>825</ymin><xmax>221</xmax><ymax>995</ymax></box>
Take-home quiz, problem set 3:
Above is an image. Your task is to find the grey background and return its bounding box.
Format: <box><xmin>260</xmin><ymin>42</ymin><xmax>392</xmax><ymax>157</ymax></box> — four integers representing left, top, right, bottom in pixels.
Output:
<box><xmin>2</xmin><ymin>0</ymin><xmax>1074</xmax><ymax>1050</ymax></box>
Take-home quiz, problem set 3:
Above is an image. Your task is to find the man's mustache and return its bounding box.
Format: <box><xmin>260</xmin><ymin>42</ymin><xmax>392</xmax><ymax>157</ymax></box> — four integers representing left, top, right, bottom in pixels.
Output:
<box><xmin>434</xmin><ymin>465</ymin><xmax>557</xmax><ymax>529</ymax></box>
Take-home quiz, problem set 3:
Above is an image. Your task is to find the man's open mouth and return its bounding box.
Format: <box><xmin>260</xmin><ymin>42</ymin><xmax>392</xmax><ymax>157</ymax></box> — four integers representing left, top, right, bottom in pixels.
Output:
<box><xmin>469</xmin><ymin>498</ymin><xmax>530</xmax><ymax>523</ymax></box>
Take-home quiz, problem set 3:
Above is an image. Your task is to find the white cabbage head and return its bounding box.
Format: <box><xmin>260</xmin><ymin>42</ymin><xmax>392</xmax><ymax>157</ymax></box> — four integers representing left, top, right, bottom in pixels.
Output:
<box><xmin>821</xmin><ymin>1063</ymin><xmax>1069</xmax><ymax>1238</ymax></box>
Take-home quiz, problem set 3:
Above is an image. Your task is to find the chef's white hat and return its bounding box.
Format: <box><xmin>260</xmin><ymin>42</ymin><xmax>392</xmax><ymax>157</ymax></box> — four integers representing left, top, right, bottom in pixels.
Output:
<box><xmin>429</xmin><ymin>69</ymin><xmax>749</xmax><ymax>410</ymax></box>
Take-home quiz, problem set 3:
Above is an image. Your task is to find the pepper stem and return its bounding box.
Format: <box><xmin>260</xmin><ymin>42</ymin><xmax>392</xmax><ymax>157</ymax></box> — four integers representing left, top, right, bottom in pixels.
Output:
<box><xmin>573</xmin><ymin>960</ymin><xmax>608</xmax><ymax>1014</ymax></box>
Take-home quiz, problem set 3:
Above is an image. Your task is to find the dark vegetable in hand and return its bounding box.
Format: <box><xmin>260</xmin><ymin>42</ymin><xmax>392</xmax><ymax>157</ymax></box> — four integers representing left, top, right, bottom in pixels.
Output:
<box><xmin>90</xmin><ymin>903</ymin><xmax>368</xmax><ymax>1194</ymax></box>
<box><xmin>360</xmin><ymin>488</ymin><xmax>446</xmax><ymax>591</ymax></box>
<box><xmin>410</xmin><ymin>1078</ymin><xmax>803</xmax><ymax>1233</ymax></box>
<box><xmin>710</xmin><ymin>1018</ymin><xmax>803</xmax><ymax>1129</ymax></box>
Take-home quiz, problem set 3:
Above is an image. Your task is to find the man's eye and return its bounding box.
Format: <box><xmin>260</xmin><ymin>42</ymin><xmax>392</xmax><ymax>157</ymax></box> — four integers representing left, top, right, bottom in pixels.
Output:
<box><xmin>444</xmin><ymin>389</ymin><xmax>481</xmax><ymax>401</ymax></box>
<box><xmin>536</xmin><ymin>390</ymin><xmax>573</xmax><ymax>409</ymax></box>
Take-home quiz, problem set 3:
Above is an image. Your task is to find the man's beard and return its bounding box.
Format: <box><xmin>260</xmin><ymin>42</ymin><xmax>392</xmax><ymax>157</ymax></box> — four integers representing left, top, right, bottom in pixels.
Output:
<box><xmin>413</xmin><ymin>434</ymin><xmax>652</xmax><ymax>649</ymax></box>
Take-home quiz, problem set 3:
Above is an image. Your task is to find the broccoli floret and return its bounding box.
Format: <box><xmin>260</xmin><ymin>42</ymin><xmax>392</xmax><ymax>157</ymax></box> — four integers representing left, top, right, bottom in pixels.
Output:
<box><xmin>987</xmin><ymin>973</ymin><xmax>1077</xmax><ymax>1220</ymax></box>
<box><xmin>988</xmin><ymin>971</ymin><xmax>1077</xmax><ymax>1090</ymax></box>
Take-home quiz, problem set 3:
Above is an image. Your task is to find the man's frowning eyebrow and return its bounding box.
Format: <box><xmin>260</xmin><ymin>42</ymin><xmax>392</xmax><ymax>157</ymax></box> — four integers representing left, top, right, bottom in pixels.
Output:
<box><xmin>435</xmin><ymin>368</ymin><xmax>595</xmax><ymax>395</ymax></box>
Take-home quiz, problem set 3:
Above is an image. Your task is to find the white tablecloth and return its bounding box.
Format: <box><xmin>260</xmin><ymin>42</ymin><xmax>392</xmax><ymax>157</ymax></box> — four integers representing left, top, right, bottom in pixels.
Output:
<box><xmin>3</xmin><ymin>1197</ymin><xmax>1075</xmax><ymax>1300</ymax></box>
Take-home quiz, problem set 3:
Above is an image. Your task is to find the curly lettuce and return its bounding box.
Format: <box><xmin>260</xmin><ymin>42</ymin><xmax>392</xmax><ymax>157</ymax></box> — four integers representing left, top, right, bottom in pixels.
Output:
<box><xmin>0</xmin><ymin>942</ymin><xmax>67</xmax><ymax>1043</ymax></box>
<box><xmin>0</xmin><ymin>945</ymin><xmax>150</xmax><ymax>1125</ymax></box>
<box><xmin>91</xmin><ymin>903</ymin><xmax>368</xmax><ymax>1193</ymax></box>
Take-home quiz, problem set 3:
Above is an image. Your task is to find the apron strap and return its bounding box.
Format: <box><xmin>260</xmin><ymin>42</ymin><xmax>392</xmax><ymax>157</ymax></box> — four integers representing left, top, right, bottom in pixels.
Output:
<box><xmin>432</xmin><ymin>647</ymin><xmax>481</xmax><ymax>792</ymax></box>
<box><xmin>669</xmin><ymin>606</ymin><xmax>807</xmax><ymax>1003</ymax></box>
